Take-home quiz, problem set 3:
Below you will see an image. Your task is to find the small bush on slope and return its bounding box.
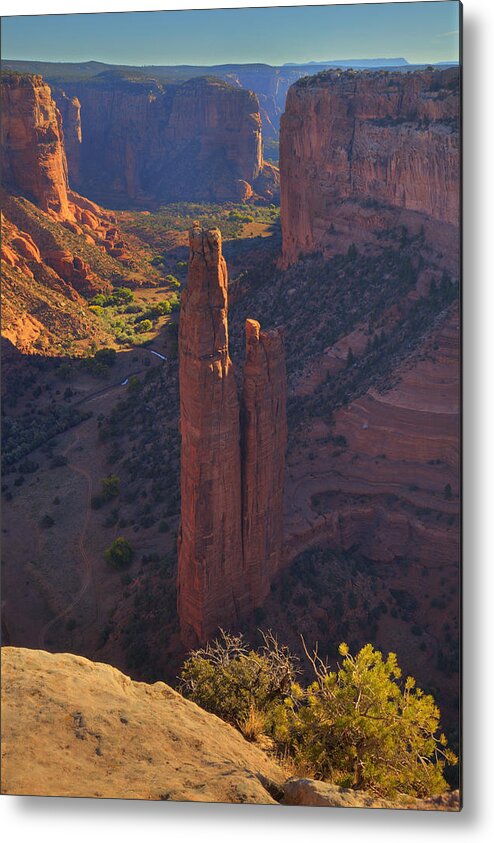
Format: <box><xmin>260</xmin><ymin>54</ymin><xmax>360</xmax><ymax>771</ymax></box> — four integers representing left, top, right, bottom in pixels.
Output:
<box><xmin>179</xmin><ymin>629</ymin><xmax>297</xmax><ymax>737</ymax></box>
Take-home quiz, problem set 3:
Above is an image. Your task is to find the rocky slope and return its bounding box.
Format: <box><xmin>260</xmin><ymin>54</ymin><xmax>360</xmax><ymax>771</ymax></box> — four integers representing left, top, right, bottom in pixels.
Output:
<box><xmin>280</xmin><ymin>67</ymin><xmax>460</xmax><ymax>267</ymax></box>
<box><xmin>1</xmin><ymin>646</ymin><xmax>284</xmax><ymax>802</ymax></box>
<box><xmin>0</xmin><ymin>73</ymin><xmax>147</xmax><ymax>355</ymax></box>
<box><xmin>51</xmin><ymin>73</ymin><xmax>278</xmax><ymax>205</ymax></box>
<box><xmin>178</xmin><ymin>227</ymin><xmax>287</xmax><ymax>645</ymax></box>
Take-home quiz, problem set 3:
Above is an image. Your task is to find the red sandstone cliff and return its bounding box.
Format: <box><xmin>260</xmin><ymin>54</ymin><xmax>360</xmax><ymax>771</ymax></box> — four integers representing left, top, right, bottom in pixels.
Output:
<box><xmin>55</xmin><ymin>74</ymin><xmax>278</xmax><ymax>205</ymax></box>
<box><xmin>280</xmin><ymin>67</ymin><xmax>460</xmax><ymax>266</ymax></box>
<box><xmin>1</xmin><ymin>73</ymin><xmax>72</xmax><ymax>220</ymax></box>
<box><xmin>242</xmin><ymin>320</ymin><xmax>287</xmax><ymax>607</ymax></box>
<box><xmin>177</xmin><ymin>226</ymin><xmax>245</xmax><ymax>646</ymax></box>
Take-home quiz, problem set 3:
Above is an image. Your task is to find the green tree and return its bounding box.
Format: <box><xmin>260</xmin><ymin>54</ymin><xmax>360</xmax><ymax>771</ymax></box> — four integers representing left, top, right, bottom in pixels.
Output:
<box><xmin>104</xmin><ymin>536</ymin><xmax>134</xmax><ymax>569</ymax></box>
<box><xmin>94</xmin><ymin>347</ymin><xmax>117</xmax><ymax>367</ymax></box>
<box><xmin>273</xmin><ymin>642</ymin><xmax>456</xmax><ymax>798</ymax></box>
<box><xmin>109</xmin><ymin>287</ymin><xmax>134</xmax><ymax>305</ymax></box>
<box><xmin>100</xmin><ymin>473</ymin><xmax>120</xmax><ymax>501</ymax></box>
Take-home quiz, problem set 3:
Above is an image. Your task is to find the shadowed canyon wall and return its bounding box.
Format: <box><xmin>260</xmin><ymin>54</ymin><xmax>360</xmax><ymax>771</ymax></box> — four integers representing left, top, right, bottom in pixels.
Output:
<box><xmin>280</xmin><ymin>67</ymin><xmax>460</xmax><ymax>267</ymax></box>
<box><xmin>51</xmin><ymin>75</ymin><xmax>278</xmax><ymax>205</ymax></box>
<box><xmin>178</xmin><ymin>227</ymin><xmax>287</xmax><ymax>645</ymax></box>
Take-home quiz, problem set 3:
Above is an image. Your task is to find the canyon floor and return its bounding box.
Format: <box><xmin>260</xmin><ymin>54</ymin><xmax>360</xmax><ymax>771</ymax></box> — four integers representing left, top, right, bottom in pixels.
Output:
<box><xmin>1</xmin><ymin>200</ymin><xmax>459</xmax><ymax>764</ymax></box>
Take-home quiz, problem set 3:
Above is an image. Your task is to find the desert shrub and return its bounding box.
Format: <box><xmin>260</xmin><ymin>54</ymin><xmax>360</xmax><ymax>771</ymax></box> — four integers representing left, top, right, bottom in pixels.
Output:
<box><xmin>104</xmin><ymin>536</ymin><xmax>134</xmax><ymax>569</ymax></box>
<box><xmin>100</xmin><ymin>473</ymin><xmax>120</xmax><ymax>501</ymax></box>
<box><xmin>179</xmin><ymin>629</ymin><xmax>297</xmax><ymax>731</ymax></box>
<box><xmin>272</xmin><ymin>642</ymin><xmax>456</xmax><ymax>798</ymax></box>
<box><xmin>94</xmin><ymin>347</ymin><xmax>117</xmax><ymax>367</ymax></box>
<box><xmin>164</xmin><ymin>274</ymin><xmax>180</xmax><ymax>288</ymax></box>
<box><xmin>135</xmin><ymin>319</ymin><xmax>152</xmax><ymax>334</ymax></box>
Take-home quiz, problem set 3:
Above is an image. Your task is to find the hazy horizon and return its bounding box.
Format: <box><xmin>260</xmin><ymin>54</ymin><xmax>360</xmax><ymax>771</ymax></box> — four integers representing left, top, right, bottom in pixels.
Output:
<box><xmin>1</xmin><ymin>3</ymin><xmax>461</xmax><ymax>67</ymax></box>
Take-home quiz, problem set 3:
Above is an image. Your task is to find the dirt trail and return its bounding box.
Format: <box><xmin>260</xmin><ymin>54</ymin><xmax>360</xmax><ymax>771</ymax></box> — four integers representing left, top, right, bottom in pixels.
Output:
<box><xmin>38</xmin><ymin>431</ymin><xmax>99</xmax><ymax>649</ymax></box>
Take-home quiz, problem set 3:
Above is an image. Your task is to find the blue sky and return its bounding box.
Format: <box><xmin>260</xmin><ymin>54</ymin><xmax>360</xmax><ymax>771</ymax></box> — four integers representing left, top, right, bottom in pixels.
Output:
<box><xmin>1</xmin><ymin>2</ymin><xmax>460</xmax><ymax>66</ymax></box>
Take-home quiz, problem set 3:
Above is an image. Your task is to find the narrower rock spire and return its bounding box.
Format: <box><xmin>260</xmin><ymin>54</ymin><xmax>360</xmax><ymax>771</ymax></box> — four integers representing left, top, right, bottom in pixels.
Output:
<box><xmin>241</xmin><ymin>319</ymin><xmax>288</xmax><ymax>606</ymax></box>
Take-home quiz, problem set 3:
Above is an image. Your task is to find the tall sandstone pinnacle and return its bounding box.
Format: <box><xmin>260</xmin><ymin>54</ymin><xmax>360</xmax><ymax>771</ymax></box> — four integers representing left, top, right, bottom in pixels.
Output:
<box><xmin>241</xmin><ymin>320</ymin><xmax>287</xmax><ymax>608</ymax></box>
<box><xmin>177</xmin><ymin>227</ymin><xmax>287</xmax><ymax>646</ymax></box>
<box><xmin>177</xmin><ymin>226</ymin><xmax>244</xmax><ymax>647</ymax></box>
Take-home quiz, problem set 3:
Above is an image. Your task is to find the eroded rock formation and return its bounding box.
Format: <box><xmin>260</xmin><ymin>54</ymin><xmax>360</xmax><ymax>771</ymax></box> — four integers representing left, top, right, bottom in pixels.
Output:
<box><xmin>0</xmin><ymin>73</ymin><xmax>138</xmax><ymax>354</ymax></box>
<box><xmin>242</xmin><ymin>320</ymin><xmax>287</xmax><ymax>607</ymax></box>
<box><xmin>280</xmin><ymin>67</ymin><xmax>460</xmax><ymax>266</ymax></box>
<box><xmin>177</xmin><ymin>226</ymin><xmax>244</xmax><ymax>646</ymax></box>
<box><xmin>53</xmin><ymin>74</ymin><xmax>278</xmax><ymax>204</ymax></box>
<box><xmin>178</xmin><ymin>228</ymin><xmax>287</xmax><ymax>645</ymax></box>
<box><xmin>1</xmin><ymin>73</ymin><xmax>72</xmax><ymax>220</ymax></box>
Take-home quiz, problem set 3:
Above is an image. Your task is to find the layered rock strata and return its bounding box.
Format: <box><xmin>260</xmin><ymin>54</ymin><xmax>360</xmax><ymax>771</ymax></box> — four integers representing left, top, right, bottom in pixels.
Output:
<box><xmin>0</xmin><ymin>73</ymin><xmax>136</xmax><ymax>354</ymax></box>
<box><xmin>1</xmin><ymin>73</ymin><xmax>72</xmax><ymax>219</ymax></box>
<box><xmin>280</xmin><ymin>67</ymin><xmax>460</xmax><ymax>266</ymax></box>
<box><xmin>242</xmin><ymin>319</ymin><xmax>287</xmax><ymax>607</ymax></box>
<box><xmin>53</xmin><ymin>74</ymin><xmax>277</xmax><ymax>204</ymax></box>
<box><xmin>178</xmin><ymin>228</ymin><xmax>287</xmax><ymax>645</ymax></box>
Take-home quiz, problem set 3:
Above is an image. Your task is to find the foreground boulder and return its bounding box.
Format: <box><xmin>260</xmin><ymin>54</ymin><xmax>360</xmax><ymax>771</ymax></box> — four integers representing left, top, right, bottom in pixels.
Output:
<box><xmin>283</xmin><ymin>777</ymin><xmax>460</xmax><ymax>811</ymax></box>
<box><xmin>1</xmin><ymin>647</ymin><xmax>284</xmax><ymax>802</ymax></box>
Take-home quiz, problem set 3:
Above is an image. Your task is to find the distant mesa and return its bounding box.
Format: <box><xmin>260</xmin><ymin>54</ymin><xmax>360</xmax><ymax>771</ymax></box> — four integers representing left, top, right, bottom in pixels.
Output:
<box><xmin>47</xmin><ymin>73</ymin><xmax>279</xmax><ymax>206</ymax></box>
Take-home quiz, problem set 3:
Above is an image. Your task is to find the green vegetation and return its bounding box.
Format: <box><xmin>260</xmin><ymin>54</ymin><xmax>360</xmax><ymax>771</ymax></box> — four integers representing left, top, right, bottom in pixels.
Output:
<box><xmin>88</xmin><ymin>287</ymin><xmax>179</xmax><ymax>347</ymax></box>
<box><xmin>2</xmin><ymin>403</ymin><xmax>91</xmax><ymax>474</ymax></box>
<box><xmin>120</xmin><ymin>202</ymin><xmax>280</xmax><ymax>252</ymax></box>
<box><xmin>104</xmin><ymin>536</ymin><xmax>134</xmax><ymax>569</ymax></box>
<box><xmin>91</xmin><ymin>473</ymin><xmax>120</xmax><ymax>509</ymax></box>
<box><xmin>91</xmin><ymin>287</ymin><xmax>135</xmax><ymax>308</ymax></box>
<box><xmin>180</xmin><ymin>634</ymin><xmax>457</xmax><ymax>798</ymax></box>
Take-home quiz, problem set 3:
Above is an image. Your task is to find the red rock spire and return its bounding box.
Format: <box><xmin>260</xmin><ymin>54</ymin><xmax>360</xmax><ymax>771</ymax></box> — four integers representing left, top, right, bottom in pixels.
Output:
<box><xmin>177</xmin><ymin>227</ymin><xmax>287</xmax><ymax>645</ymax></box>
<box><xmin>177</xmin><ymin>225</ymin><xmax>244</xmax><ymax>646</ymax></box>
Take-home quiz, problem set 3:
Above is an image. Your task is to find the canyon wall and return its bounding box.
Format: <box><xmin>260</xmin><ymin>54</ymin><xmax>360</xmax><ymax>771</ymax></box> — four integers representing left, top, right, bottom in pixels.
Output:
<box><xmin>1</xmin><ymin>73</ymin><xmax>72</xmax><ymax>220</ymax></box>
<box><xmin>178</xmin><ymin>227</ymin><xmax>287</xmax><ymax>645</ymax></box>
<box><xmin>280</xmin><ymin>67</ymin><xmax>460</xmax><ymax>266</ymax></box>
<box><xmin>53</xmin><ymin>74</ymin><xmax>278</xmax><ymax>205</ymax></box>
